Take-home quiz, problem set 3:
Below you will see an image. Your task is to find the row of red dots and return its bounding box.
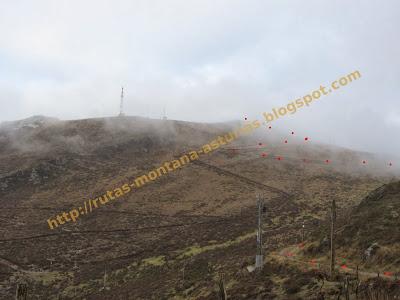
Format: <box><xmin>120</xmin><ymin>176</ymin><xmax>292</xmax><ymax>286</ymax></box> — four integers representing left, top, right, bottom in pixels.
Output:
<box><xmin>243</xmin><ymin>117</ymin><xmax>393</xmax><ymax>167</ymax></box>
<box><xmin>258</xmin><ymin>126</ymin><xmax>393</xmax><ymax>167</ymax></box>
<box><xmin>283</xmin><ymin>243</ymin><xmax>397</xmax><ymax>279</ymax></box>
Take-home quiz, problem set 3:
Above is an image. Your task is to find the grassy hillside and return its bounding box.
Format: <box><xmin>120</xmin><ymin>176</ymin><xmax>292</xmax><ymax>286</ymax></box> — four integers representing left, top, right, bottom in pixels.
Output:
<box><xmin>337</xmin><ymin>181</ymin><xmax>400</xmax><ymax>269</ymax></box>
<box><xmin>0</xmin><ymin>116</ymin><xmax>397</xmax><ymax>299</ymax></box>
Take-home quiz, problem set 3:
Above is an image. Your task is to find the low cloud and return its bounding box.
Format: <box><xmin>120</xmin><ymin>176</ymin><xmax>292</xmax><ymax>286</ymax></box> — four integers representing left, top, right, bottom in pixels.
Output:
<box><xmin>0</xmin><ymin>0</ymin><xmax>399</xmax><ymax>156</ymax></box>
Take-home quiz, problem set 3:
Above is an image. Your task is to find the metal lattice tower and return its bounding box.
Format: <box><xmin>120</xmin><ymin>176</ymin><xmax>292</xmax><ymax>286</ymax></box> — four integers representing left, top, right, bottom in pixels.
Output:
<box><xmin>119</xmin><ymin>86</ymin><xmax>125</xmax><ymax>117</ymax></box>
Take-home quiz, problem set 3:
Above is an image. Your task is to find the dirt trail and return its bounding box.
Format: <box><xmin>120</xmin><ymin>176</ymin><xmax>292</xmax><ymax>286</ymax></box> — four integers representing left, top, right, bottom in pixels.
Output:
<box><xmin>0</xmin><ymin>256</ymin><xmax>25</xmax><ymax>272</ymax></box>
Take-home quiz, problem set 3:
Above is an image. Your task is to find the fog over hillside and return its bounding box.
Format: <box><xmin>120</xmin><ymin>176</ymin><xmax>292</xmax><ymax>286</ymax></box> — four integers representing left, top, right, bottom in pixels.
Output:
<box><xmin>1</xmin><ymin>0</ymin><xmax>400</xmax><ymax>157</ymax></box>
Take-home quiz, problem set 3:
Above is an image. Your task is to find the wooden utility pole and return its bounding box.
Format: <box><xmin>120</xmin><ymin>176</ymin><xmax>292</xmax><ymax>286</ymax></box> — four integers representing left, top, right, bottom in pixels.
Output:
<box><xmin>218</xmin><ymin>274</ymin><xmax>227</xmax><ymax>300</ymax></box>
<box><xmin>344</xmin><ymin>276</ymin><xmax>350</xmax><ymax>300</ymax></box>
<box><xmin>100</xmin><ymin>265</ymin><xmax>110</xmax><ymax>291</ymax></box>
<box><xmin>15</xmin><ymin>283</ymin><xmax>27</xmax><ymax>300</ymax></box>
<box><xmin>103</xmin><ymin>265</ymin><xmax>107</xmax><ymax>290</ymax></box>
<box><xmin>255</xmin><ymin>195</ymin><xmax>265</xmax><ymax>270</ymax></box>
<box><xmin>330</xmin><ymin>199</ymin><xmax>336</xmax><ymax>279</ymax></box>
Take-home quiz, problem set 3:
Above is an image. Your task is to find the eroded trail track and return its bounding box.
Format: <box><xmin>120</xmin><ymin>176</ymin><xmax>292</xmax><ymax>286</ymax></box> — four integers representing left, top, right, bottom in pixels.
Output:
<box><xmin>0</xmin><ymin>257</ymin><xmax>24</xmax><ymax>272</ymax></box>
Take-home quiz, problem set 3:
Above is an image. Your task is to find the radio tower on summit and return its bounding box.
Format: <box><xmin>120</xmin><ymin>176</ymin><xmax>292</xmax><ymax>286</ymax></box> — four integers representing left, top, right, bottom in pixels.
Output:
<box><xmin>119</xmin><ymin>86</ymin><xmax>125</xmax><ymax>117</ymax></box>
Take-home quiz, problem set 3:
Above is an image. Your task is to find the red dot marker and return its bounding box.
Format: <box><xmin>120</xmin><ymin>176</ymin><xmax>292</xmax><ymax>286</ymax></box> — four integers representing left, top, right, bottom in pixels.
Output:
<box><xmin>261</xmin><ymin>153</ymin><xmax>267</xmax><ymax>157</ymax></box>
<box><xmin>389</xmin><ymin>162</ymin><xmax>393</xmax><ymax>166</ymax></box>
<box><xmin>304</xmin><ymin>137</ymin><xmax>309</xmax><ymax>141</ymax></box>
<box><xmin>291</xmin><ymin>131</ymin><xmax>294</xmax><ymax>135</ymax></box>
<box><xmin>276</xmin><ymin>156</ymin><xmax>282</xmax><ymax>161</ymax></box>
<box><xmin>325</xmin><ymin>159</ymin><xmax>330</xmax><ymax>164</ymax></box>
<box><xmin>268</xmin><ymin>126</ymin><xmax>272</xmax><ymax>129</ymax></box>
<box><xmin>284</xmin><ymin>140</ymin><xmax>288</xmax><ymax>144</ymax></box>
<box><xmin>362</xmin><ymin>160</ymin><xmax>366</xmax><ymax>164</ymax></box>
<box><xmin>341</xmin><ymin>265</ymin><xmax>348</xmax><ymax>270</ymax></box>
<box><xmin>258</xmin><ymin>142</ymin><xmax>262</xmax><ymax>146</ymax></box>
<box><xmin>244</xmin><ymin>117</ymin><xmax>247</xmax><ymax>120</ymax></box>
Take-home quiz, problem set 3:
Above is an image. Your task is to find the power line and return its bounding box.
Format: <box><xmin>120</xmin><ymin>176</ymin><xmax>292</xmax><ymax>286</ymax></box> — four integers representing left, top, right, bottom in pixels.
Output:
<box><xmin>0</xmin><ymin>219</ymin><xmax>234</xmax><ymax>242</ymax></box>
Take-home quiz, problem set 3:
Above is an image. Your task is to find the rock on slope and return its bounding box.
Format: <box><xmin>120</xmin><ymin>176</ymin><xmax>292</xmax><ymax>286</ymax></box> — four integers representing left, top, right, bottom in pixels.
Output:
<box><xmin>337</xmin><ymin>180</ymin><xmax>400</xmax><ymax>267</ymax></box>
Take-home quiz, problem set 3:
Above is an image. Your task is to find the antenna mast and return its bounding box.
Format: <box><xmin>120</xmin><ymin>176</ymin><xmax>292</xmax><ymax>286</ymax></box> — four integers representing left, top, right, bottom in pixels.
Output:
<box><xmin>119</xmin><ymin>86</ymin><xmax>125</xmax><ymax>117</ymax></box>
<box><xmin>163</xmin><ymin>106</ymin><xmax>167</xmax><ymax>120</ymax></box>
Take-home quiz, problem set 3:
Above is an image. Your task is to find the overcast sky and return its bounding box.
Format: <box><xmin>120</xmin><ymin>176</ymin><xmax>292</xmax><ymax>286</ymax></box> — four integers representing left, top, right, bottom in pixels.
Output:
<box><xmin>0</xmin><ymin>0</ymin><xmax>399</xmax><ymax>156</ymax></box>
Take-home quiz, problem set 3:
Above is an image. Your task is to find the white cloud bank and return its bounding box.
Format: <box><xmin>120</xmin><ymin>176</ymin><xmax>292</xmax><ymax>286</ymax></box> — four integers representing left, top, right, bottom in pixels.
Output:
<box><xmin>0</xmin><ymin>0</ymin><xmax>399</xmax><ymax>156</ymax></box>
